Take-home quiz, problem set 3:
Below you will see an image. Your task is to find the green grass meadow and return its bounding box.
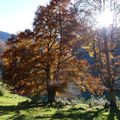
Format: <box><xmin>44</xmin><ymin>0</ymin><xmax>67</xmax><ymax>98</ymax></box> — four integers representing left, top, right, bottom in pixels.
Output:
<box><xmin>0</xmin><ymin>92</ymin><xmax>120</xmax><ymax>120</ymax></box>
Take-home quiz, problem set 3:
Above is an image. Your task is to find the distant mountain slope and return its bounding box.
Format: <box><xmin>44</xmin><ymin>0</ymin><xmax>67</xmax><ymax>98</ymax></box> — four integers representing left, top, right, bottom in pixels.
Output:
<box><xmin>0</xmin><ymin>31</ymin><xmax>11</xmax><ymax>41</ymax></box>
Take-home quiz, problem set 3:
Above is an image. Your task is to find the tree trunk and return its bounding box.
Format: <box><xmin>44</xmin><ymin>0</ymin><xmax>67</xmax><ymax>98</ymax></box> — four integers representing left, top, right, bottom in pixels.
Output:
<box><xmin>109</xmin><ymin>89</ymin><xmax>117</xmax><ymax>108</ymax></box>
<box><xmin>46</xmin><ymin>63</ymin><xmax>51</xmax><ymax>103</ymax></box>
<box><xmin>47</xmin><ymin>86</ymin><xmax>56</xmax><ymax>106</ymax></box>
<box><xmin>46</xmin><ymin>63</ymin><xmax>56</xmax><ymax>106</ymax></box>
<box><xmin>102</xmin><ymin>28</ymin><xmax>117</xmax><ymax>108</ymax></box>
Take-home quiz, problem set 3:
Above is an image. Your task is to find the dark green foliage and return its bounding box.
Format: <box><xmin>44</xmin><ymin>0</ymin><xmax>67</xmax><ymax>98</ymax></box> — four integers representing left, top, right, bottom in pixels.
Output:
<box><xmin>0</xmin><ymin>90</ymin><xmax>4</xmax><ymax>96</ymax></box>
<box><xmin>18</xmin><ymin>100</ymin><xmax>30</xmax><ymax>107</ymax></box>
<box><xmin>0</xmin><ymin>84</ymin><xmax>7</xmax><ymax>96</ymax></box>
<box><xmin>104</xmin><ymin>102</ymin><xmax>110</xmax><ymax>109</ymax></box>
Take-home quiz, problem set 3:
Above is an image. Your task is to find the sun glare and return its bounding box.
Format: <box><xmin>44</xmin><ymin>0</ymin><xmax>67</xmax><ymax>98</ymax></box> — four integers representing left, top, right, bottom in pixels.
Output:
<box><xmin>98</xmin><ymin>9</ymin><xmax>113</xmax><ymax>27</ymax></box>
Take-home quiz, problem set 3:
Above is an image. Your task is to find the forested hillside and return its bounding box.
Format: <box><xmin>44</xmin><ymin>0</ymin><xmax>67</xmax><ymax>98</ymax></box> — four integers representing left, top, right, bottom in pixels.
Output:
<box><xmin>0</xmin><ymin>31</ymin><xmax>11</xmax><ymax>41</ymax></box>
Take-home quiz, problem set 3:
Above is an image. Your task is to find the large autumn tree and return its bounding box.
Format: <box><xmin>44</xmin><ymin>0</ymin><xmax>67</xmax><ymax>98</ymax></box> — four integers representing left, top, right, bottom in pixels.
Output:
<box><xmin>1</xmin><ymin>30</ymin><xmax>40</xmax><ymax>94</ymax></box>
<box><xmin>33</xmin><ymin>0</ymin><xmax>103</xmax><ymax>103</ymax></box>
<box><xmin>2</xmin><ymin>0</ymin><xmax>103</xmax><ymax>105</ymax></box>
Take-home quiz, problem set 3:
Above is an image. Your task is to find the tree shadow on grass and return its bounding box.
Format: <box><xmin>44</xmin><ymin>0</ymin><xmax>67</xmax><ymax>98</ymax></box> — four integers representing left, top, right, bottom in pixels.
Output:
<box><xmin>67</xmin><ymin>107</ymin><xmax>86</xmax><ymax>111</ymax></box>
<box><xmin>0</xmin><ymin>105</ymin><xmax>17</xmax><ymax>114</ymax></box>
<box><xmin>0</xmin><ymin>104</ymin><xmax>38</xmax><ymax>120</ymax></box>
<box><xmin>51</xmin><ymin>108</ymin><xmax>105</xmax><ymax>120</ymax></box>
<box><xmin>0</xmin><ymin>105</ymin><xmax>26</xmax><ymax>120</ymax></box>
<box><xmin>0</xmin><ymin>102</ymin><xmax>54</xmax><ymax>120</ymax></box>
<box><xmin>9</xmin><ymin>113</ymin><xmax>26</xmax><ymax>120</ymax></box>
<box><xmin>31</xmin><ymin>107</ymin><xmax>105</xmax><ymax>120</ymax></box>
<box><xmin>107</xmin><ymin>107</ymin><xmax>120</xmax><ymax>120</ymax></box>
<box><xmin>0</xmin><ymin>104</ymin><xmax>37</xmax><ymax>115</ymax></box>
<box><xmin>2</xmin><ymin>104</ymin><xmax>119</xmax><ymax>120</ymax></box>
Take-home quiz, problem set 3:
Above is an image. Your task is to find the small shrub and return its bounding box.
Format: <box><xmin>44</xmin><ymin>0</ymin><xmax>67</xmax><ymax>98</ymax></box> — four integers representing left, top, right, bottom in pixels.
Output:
<box><xmin>0</xmin><ymin>90</ymin><xmax>4</xmax><ymax>96</ymax></box>
<box><xmin>18</xmin><ymin>100</ymin><xmax>30</xmax><ymax>106</ymax></box>
<box><xmin>104</xmin><ymin>102</ymin><xmax>110</xmax><ymax>108</ymax></box>
<box><xmin>0</xmin><ymin>87</ymin><xmax>5</xmax><ymax>96</ymax></box>
<box><xmin>76</xmin><ymin>97</ymin><xmax>86</xmax><ymax>104</ymax></box>
<box><xmin>87</xmin><ymin>95</ymin><xmax>108</xmax><ymax>107</ymax></box>
<box><xmin>56</xmin><ymin>101</ymin><xmax>63</xmax><ymax>108</ymax></box>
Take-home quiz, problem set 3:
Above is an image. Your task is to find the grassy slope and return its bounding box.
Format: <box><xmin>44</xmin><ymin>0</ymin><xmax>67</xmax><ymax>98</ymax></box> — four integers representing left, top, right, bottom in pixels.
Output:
<box><xmin>0</xmin><ymin>92</ymin><xmax>120</xmax><ymax>120</ymax></box>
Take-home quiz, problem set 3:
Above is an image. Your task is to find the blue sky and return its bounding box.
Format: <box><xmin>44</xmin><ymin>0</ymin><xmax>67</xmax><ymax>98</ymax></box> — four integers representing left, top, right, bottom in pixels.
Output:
<box><xmin>0</xmin><ymin>0</ymin><xmax>49</xmax><ymax>34</ymax></box>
